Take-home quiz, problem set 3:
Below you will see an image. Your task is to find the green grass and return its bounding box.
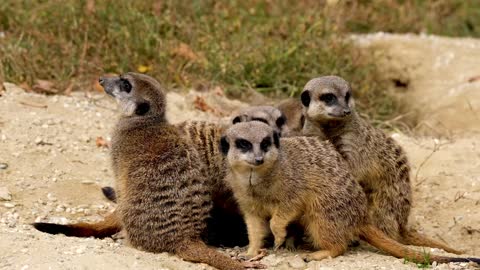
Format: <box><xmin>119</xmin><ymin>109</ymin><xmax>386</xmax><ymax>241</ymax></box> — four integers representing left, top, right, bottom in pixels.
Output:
<box><xmin>0</xmin><ymin>0</ymin><xmax>478</xmax><ymax>123</ymax></box>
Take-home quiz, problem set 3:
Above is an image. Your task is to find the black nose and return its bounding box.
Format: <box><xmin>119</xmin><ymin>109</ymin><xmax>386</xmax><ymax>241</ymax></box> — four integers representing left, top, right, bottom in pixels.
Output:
<box><xmin>343</xmin><ymin>109</ymin><xmax>351</xmax><ymax>116</ymax></box>
<box><xmin>98</xmin><ymin>77</ymin><xmax>105</xmax><ymax>86</ymax></box>
<box><xmin>255</xmin><ymin>158</ymin><xmax>264</xmax><ymax>165</ymax></box>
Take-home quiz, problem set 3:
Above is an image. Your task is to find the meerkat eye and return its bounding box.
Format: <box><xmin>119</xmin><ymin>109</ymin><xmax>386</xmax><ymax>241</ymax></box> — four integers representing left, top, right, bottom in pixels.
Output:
<box><xmin>120</xmin><ymin>79</ymin><xmax>132</xmax><ymax>93</ymax></box>
<box><xmin>252</xmin><ymin>118</ymin><xmax>269</xmax><ymax>125</ymax></box>
<box><xmin>345</xmin><ymin>92</ymin><xmax>350</xmax><ymax>103</ymax></box>
<box><xmin>319</xmin><ymin>93</ymin><xmax>337</xmax><ymax>105</ymax></box>
<box><xmin>235</xmin><ymin>139</ymin><xmax>252</xmax><ymax>152</ymax></box>
<box><xmin>260</xmin><ymin>137</ymin><xmax>272</xmax><ymax>152</ymax></box>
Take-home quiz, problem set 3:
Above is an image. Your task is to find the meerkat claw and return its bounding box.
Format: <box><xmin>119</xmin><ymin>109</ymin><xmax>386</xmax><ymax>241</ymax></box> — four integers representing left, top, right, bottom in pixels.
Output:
<box><xmin>247</xmin><ymin>249</ymin><xmax>268</xmax><ymax>262</ymax></box>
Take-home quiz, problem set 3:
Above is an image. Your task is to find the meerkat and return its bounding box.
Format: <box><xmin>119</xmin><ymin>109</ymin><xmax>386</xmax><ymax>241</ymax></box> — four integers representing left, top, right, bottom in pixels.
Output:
<box><xmin>275</xmin><ymin>98</ymin><xmax>306</xmax><ymax>137</ymax></box>
<box><xmin>299</xmin><ymin>75</ymin><xmax>462</xmax><ymax>254</ymax></box>
<box><xmin>220</xmin><ymin>121</ymin><xmax>479</xmax><ymax>264</ymax></box>
<box><xmin>33</xmin><ymin>106</ymin><xmax>289</xmax><ymax>247</ymax></box>
<box><xmin>41</xmin><ymin>72</ymin><xmax>256</xmax><ymax>270</ymax></box>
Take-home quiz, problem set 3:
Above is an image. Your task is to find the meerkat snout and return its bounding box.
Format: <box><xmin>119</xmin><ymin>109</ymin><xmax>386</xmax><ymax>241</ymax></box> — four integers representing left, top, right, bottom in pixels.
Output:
<box><xmin>220</xmin><ymin>121</ymin><xmax>280</xmax><ymax>181</ymax></box>
<box><xmin>301</xmin><ymin>76</ymin><xmax>355</xmax><ymax>121</ymax></box>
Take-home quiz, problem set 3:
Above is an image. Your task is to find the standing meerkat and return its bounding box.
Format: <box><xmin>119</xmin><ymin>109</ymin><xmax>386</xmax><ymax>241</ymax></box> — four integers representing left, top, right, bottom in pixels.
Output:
<box><xmin>33</xmin><ymin>106</ymin><xmax>289</xmax><ymax>247</ymax></box>
<box><xmin>220</xmin><ymin>121</ymin><xmax>479</xmax><ymax>264</ymax></box>
<box><xmin>299</xmin><ymin>75</ymin><xmax>462</xmax><ymax>254</ymax></box>
<box><xmin>75</xmin><ymin>72</ymin><xmax>252</xmax><ymax>270</ymax></box>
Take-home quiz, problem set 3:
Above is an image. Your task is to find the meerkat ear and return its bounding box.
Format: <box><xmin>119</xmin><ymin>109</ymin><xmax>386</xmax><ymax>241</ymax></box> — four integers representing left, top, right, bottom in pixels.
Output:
<box><xmin>273</xmin><ymin>131</ymin><xmax>280</xmax><ymax>148</ymax></box>
<box><xmin>276</xmin><ymin>113</ymin><xmax>286</xmax><ymax>129</ymax></box>
<box><xmin>232</xmin><ymin>115</ymin><xmax>246</xmax><ymax>125</ymax></box>
<box><xmin>301</xmin><ymin>90</ymin><xmax>311</xmax><ymax>107</ymax></box>
<box><xmin>220</xmin><ymin>136</ymin><xmax>229</xmax><ymax>155</ymax></box>
<box><xmin>135</xmin><ymin>102</ymin><xmax>150</xmax><ymax>116</ymax></box>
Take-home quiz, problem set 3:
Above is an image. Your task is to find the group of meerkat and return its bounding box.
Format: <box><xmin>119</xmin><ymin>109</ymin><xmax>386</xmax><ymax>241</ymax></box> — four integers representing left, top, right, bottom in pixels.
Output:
<box><xmin>33</xmin><ymin>73</ymin><xmax>479</xmax><ymax>269</ymax></box>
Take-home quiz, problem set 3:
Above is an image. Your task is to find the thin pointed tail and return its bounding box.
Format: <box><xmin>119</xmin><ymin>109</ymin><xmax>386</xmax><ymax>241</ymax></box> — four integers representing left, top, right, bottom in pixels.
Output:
<box><xmin>360</xmin><ymin>225</ymin><xmax>480</xmax><ymax>264</ymax></box>
<box><xmin>32</xmin><ymin>211</ymin><xmax>121</xmax><ymax>238</ymax></box>
<box><xmin>176</xmin><ymin>240</ymin><xmax>245</xmax><ymax>270</ymax></box>
<box><xmin>402</xmin><ymin>229</ymin><xmax>463</xmax><ymax>255</ymax></box>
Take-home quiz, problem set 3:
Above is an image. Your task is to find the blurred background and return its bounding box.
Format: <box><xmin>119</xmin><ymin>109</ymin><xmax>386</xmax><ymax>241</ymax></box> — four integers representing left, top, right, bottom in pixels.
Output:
<box><xmin>0</xmin><ymin>0</ymin><xmax>479</xmax><ymax>126</ymax></box>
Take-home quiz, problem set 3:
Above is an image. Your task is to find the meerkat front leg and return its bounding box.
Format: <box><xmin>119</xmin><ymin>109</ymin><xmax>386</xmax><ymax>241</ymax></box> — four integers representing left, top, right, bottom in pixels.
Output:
<box><xmin>244</xmin><ymin>213</ymin><xmax>269</xmax><ymax>257</ymax></box>
<box><xmin>270</xmin><ymin>208</ymin><xmax>298</xmax><ymax>251</ymax></box>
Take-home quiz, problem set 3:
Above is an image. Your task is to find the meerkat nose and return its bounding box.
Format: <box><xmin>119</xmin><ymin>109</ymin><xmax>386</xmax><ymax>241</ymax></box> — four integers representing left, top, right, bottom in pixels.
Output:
<box><xmin>343</xmin><ymin>109</ymin><xmax>351</xmax><ymax>116</ymax></box>
<box><xmin>255</xmin><ymin>157</ymin><xmax>264</xmax><ymax>165</ymax></box>
<box><xmin>99</xmin><ymin>77</ymin><xmax>105</xmax><ymax>86</ymax></box>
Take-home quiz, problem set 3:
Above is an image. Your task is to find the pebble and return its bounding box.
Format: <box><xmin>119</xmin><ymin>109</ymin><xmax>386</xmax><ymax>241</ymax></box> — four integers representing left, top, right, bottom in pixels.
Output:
<box><xmin>76</xmin><ymin>247</ymin><xmax>86</xmax><ymax>254</ymax></box>
<box><xmin>0</xmin><ymin>186</ymin><xmax>12</xmax><ymax>201</ymax></box>
<box><xmin>81</xmin><ymin>180</ymin><xmax>94</xmax><ymax>185</ymax></box>
<box><xmin>47</xmin><ymin>193</ymin><xmax>57</xmax><ymax>202</ymax></box>
<box><xmin>34</xmin><ymin>137</ymin><xmax>43</xmax><ymax>144</ymax></box>
<box><xmin>0</xmin><ymin>163</ymin><xmax>8</xmax><ymax>170</ymax></box>
<box><xmin>4</xmin><ymin>202</ymin><xmax>15</xmax><ymax>208</ymax></box>
<box><xmin>288</xmin><ymin>256</ymin><xmax>307</xmax><ymax>269</ymax></box>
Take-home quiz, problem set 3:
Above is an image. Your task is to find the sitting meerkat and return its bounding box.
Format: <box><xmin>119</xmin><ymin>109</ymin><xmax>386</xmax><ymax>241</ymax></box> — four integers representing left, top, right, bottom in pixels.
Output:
<box><xmin>220</xmin><ymin>121</ymin><xmax>479</xmax><ymax>264</ymax></box>
<box><xmin>299</xmin><ymin>75</ymin><xmax>462</xmax><ymax>254</ymax></box>
<box><xmin>80</xmin><ymin>72</ymin><xmax>257</xmax><ymax>270</ymax></box>
<box><xmin>33</xmin><ymin>106</ymin><xmax>290</xmax><ymax>248</ymax></box>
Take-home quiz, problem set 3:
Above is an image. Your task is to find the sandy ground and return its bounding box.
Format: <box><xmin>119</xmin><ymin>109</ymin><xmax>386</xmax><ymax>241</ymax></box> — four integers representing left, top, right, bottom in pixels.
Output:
<box><xmin>0</xmin><ymin>33</ymin><xmax>479</xmax><ymax>270</ymax></box>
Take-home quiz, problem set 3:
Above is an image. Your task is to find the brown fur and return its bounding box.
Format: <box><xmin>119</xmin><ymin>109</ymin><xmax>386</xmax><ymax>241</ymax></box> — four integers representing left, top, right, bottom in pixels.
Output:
<box><xmin>221</xmin><ymin>121</ymin><xmax>479</xmax><ymax>264</ymax></box>
<box><xmin>95</xmin><ymin>73</ymin><xmax>244</xmax><ymax>270</ymax></box>
<box><xmin>300</xmin><ymin>75</ymin><xmax>462</xmax><ymax>254</ymax></box>
<box><xmin>33</xmin><ymin>106</ymin><xmax>290</xmax><ymax>246</ymax></box>
<box><xmin>275</xmin><ymin>98</ymin><xmax>306</xmax><ymax>137</ymax></box>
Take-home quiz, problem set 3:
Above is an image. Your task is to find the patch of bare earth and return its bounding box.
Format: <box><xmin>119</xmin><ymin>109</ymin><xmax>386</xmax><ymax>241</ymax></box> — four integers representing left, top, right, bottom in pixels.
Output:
<box><xmin>1</xmin><ymin>33</ymin><xmax>479</xmax><ymax>269</ymax></box>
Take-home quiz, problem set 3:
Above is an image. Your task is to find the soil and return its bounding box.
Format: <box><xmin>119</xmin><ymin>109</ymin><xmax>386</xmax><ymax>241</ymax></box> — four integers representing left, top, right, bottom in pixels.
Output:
<box><xmin>0</xmin><ymin>33</ymin><xmax>479</xmax><ymax>270</ymax></box>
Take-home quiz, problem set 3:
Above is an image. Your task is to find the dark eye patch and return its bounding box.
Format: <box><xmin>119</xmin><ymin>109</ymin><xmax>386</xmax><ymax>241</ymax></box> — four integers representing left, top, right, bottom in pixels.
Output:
<box><xmin>319</xmin><ymin>93</ymin><xmax>337</xmax><ymax>105</ymax></box>
<box><xmin>260</xmin><ymin>137</ymin><xmax>271</xmax><ymax>152</ymax></box>
<box><xmin>235</xmin><ymin>139</ymin><xmax>252</xmax><ymax>152</ymax></box>
<box><xmin>120</xmin><ymin>79</ymin><xmax>132</xmax><ymax>93</ymax></box>
<box><xmin>345</xmin><ymin>92</ymin><xmax>350</xmax><ymax>103</ymax></box>
<box><xmin>252</xmin><ymin>118</ymin><xmax>269</xmax><ymax>125</ymax></box>
<box><xmin>276</xmin><ymin>115</ymin><xmax>286</xmax><ymax>128</ymax></box>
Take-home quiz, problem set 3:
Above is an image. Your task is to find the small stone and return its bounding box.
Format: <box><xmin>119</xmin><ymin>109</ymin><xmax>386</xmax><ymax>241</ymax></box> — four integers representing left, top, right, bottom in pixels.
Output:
<box><xmin>4</xmin><ymin>202</ymin><xmax>15</xmax><ymax>208</ymax></box>
<box><xmin>288</xmin><ymin>256</ymin><xmax>307</xmax><ymax>269</ymax></box>
<box><xmin>47</xmin><ymin>193</ymin><xmax>57</xmax><ymax>202</ymax></box>
<box><xmin>0</xmin><ymin>163</ymin><xmax>8</xmax><ymax>170</ymax></box>
<box><xmin>21</xmin><ymin>248</ymin><xmax>28</xmax><ymax>253</ymax></box>
<box><xmin>0</xmin><ymin>186</ymin><xmax>12</xmax><ymax>201</ymax></box>
<box><xmin>76</xmin><ymin>247</ymin><xmax>86</xmax><ymax>254</ymax></box>
<box><xmin>34</xmin><ymin>137</ymin><xmax>43</xmax><ymax>144</ymax></box>
<box><xmin>81</xmin><ymin>180</ymin><xmax>94</xmax><ymax>185</ymax></box>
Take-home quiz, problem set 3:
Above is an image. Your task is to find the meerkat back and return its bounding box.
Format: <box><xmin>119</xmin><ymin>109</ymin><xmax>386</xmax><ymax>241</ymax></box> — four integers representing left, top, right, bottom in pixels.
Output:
<box><xmin>100</xmin><ymin>72</ymin><xmax>246</xmax><ymax>270</ymax></box>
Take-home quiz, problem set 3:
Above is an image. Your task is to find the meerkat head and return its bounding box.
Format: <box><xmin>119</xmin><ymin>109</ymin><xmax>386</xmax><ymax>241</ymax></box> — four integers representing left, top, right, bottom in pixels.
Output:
<box><xmin>300</xmin><ymin>76</ymin><xmax>354</xmax><ymax>124</ymax></box>
<box><xmin>231</xmin><ymin>106</ymin><xmax>287</xmax><ymax>136</ymax></box>
<box><xmin>220</xmin><ymin>122</ymin><xmax>280</xmax><ymax>184</ymax></box>
<box><xmin>99</xmin><ymin>72</ymin><xmax>166</xmax><ymax>118</ymax></box>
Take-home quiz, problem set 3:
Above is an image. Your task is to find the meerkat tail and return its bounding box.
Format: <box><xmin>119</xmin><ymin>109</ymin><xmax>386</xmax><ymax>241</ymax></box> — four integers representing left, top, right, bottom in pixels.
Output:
<box><xmin>101</xmin><ymin>186</ymin><xmax>117</xmax><ymax>203</ymax></box>
<box><xmin>32</xmin><ymin>211</ymin><xmax>120</xmax><ymax>238</ymax></box>
<box><xmin>360</xmin><ymin>225</ymin><xmax>480</xmax><ymax>264</ymax></box>
<box><xmin>401</xmin><ymin>229</ymin><xmax>463</xmax><ymax>255</ymax></box>
<box><xmin>175</xmin><ymin>240</ymin><xmax>245</xmax><ymax>270</ymax></box>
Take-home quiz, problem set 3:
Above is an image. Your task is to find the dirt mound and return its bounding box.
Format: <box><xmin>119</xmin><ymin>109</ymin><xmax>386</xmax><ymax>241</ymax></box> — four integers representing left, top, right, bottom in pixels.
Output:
<box><xmin>353</xmin><ymin>33</ymin><xmax>480</xmax><ymax>136</ymax></box>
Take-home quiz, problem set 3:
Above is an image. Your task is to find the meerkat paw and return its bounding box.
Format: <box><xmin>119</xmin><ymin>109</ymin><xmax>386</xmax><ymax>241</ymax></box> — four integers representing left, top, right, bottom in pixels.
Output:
<box><xmin>273</xmin><ymin>237</ymin><xmax>286</xmax><ymax>251</ymax></box>
<box><xmin>302</xmin><ymin>250</ymin><xmax>334</xmax><ymax>262</ymax></box>
<box><xmin>241</xmin><ymin>260</ymin><xmax>267</xmax><ymax>269</ymax></box>
<box><xmin>241</xmin><ymin>248</ymin><xmax>268</xmax><ymax>261</ymax></box>
<box><xmin>284</xmin><ymin>236</ymin><xmax>297</xmax><ymax>251</ymax></box>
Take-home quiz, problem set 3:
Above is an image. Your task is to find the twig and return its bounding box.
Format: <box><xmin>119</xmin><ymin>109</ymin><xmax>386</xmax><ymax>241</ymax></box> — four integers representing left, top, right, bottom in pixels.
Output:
<box><xmin>18</xmin><ymin>100</ymin><xmax>48</xmax><ymax>108</ymax></box>
<box><xmin>414</xmin><ymin>140</ymin><xmax>441</xmax><ymax>185</ymax></box>
<box><xmin>453</xmin><ymin>191</ymin><xmax>466</xmax><ymax>202</ymax></box>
